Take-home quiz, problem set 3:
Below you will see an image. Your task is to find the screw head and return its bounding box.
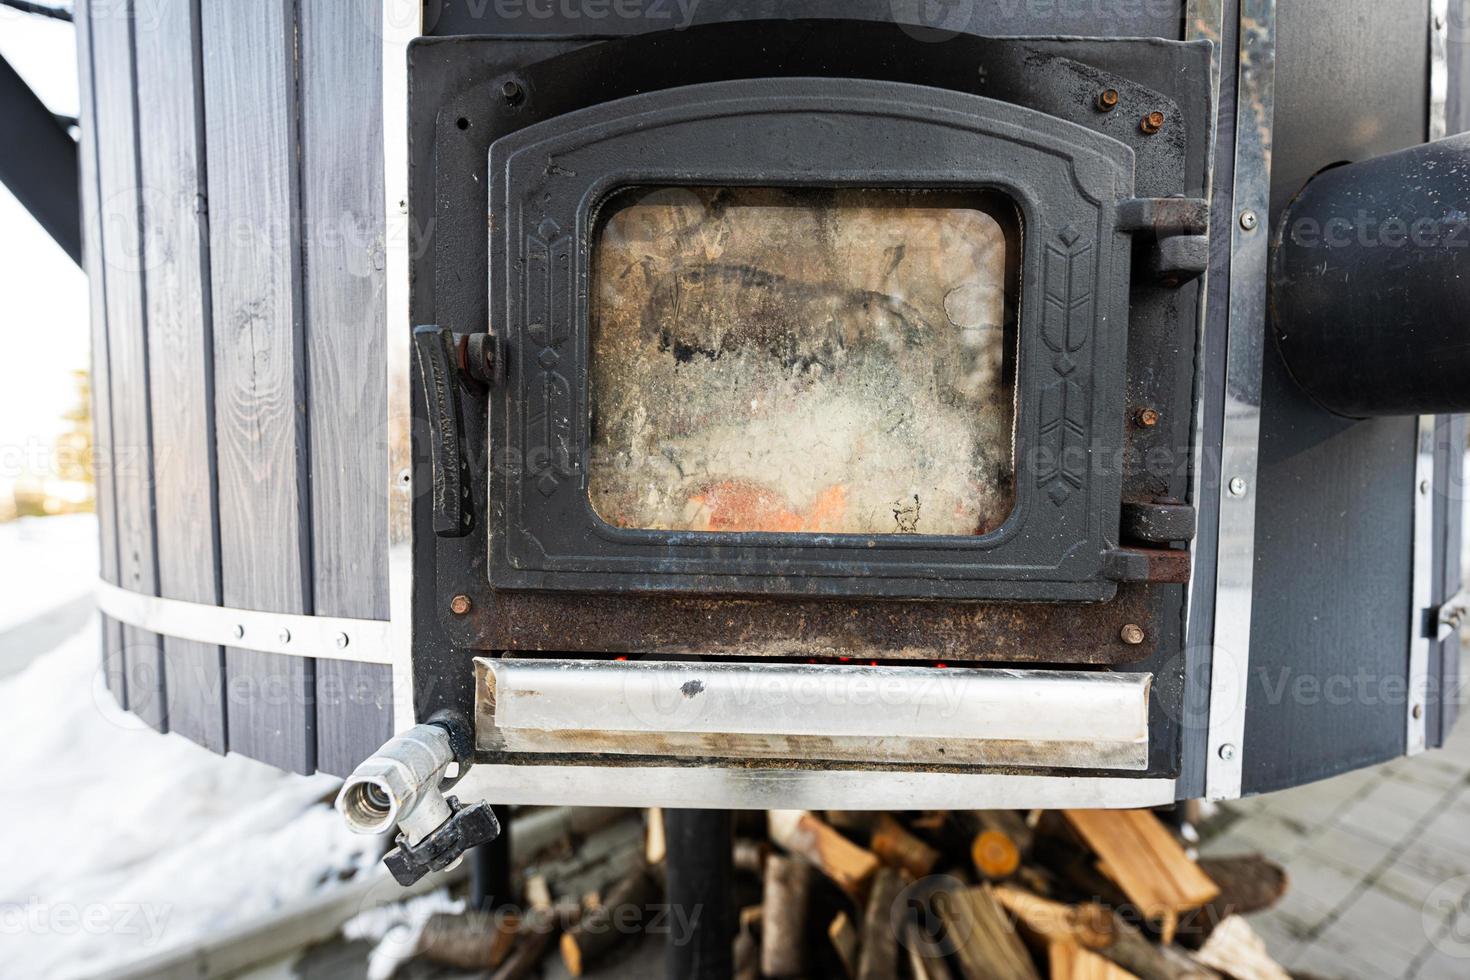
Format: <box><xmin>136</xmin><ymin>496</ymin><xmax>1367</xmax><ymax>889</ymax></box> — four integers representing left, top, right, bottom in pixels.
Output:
<box><xmin>277</xmin><ymin>628</ymin><xmax>291</xmax><ymax>645</ymax></box>
<box><xmin>335</xmin><ymin>632</ymin><xmax>350</xmax><ymax>649</ymax></box>
<box><xmin>232</xmin><ymin>624</ymin><xmax>245</xmax><ymax>640</ymax></box>
<box><xmin>501</xmin><ymin>80</ymin><xmax>524</xmax><ymax>105</ymax></box>
<box><xmin>1413</xmin><ymin>703</ymin><xmax>1425</xmax><ymax>720</ymax></box>
<box><xmin>1218</xmin><ymin>743</ymin><xmax>1238</xmax><ymax>762</ymax></box>
<box><xmin>1240</xmin><ymin>210</ymin><xmax>1259</xmax><ymax>231</ymax></box>
<box><xmin>1140</xmin><ymin>110</ymin><xmax>1165</xmax><ymax>134</ymax></box>
<box><xmin>1120</xmin><ymin>623</ymin><xmax>1146</xmax><ymax>646</ymax></box>
<box><xmin>1229</xmin><ymin>476</ymin><xmax>1249</xmax><ymax>497</ymax></box>
<box><xmin>1096</xmin><ymin>88</ymin><xmax>1120</xmax><ymax>112</ymax></box>
<box><xmin>1421</xmin><ymin>479</ymin><xmax>1432</xmax><ymax>495</ymax></box>
<box><xmin>450</xmin><ymin>595</ymin><xmax>473</xmax><ymax>616</ymax></box>
<box><xmin>1137</xmin><ymin>407</ymin><xmax>1161</xmax><ymax>428</ymax></box>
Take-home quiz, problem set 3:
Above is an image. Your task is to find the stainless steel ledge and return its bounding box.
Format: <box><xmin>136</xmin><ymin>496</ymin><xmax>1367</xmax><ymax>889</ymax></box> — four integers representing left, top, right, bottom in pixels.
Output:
<box><xmin>453</xmin><ymin>763</ymin><xmax>1175</xmax><ymax>812</ymax></box>
<box><xmin>475</xmin><ymin>658</ymin><xmax>1152</xmax><ymax>771</ymax></box>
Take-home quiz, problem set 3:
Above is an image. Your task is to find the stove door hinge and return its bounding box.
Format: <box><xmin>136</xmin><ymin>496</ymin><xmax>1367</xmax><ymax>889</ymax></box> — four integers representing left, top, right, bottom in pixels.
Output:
<box><xmin>1118</xmin><ymin>196</ymin><xmax>1210</xmax><ymax>287</ymax></box>
<box><xmin>1103</xmin><ymin>546</ymin><xmax>1192</xmax><ymax>584</ymax></box>
<box><xmin>1120</xmin><ymin>500</ymin><xmax>1197</xmax><ymax>546</ymax></box>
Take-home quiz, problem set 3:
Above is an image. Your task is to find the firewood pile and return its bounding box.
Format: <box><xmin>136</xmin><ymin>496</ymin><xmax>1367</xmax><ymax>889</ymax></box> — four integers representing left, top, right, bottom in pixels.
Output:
<box><xmin>402</xmin><ymin>806</ymin><xmax>1291</xmax><ymax>980</ymax></box>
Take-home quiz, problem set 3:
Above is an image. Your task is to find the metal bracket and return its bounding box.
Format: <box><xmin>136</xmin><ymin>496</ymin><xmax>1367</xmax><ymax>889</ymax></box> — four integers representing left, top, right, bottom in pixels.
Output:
<box><xmin>1205</xmin><ymin>0</ymin><xmax>1277</xmax><ymax>801</ymax></box>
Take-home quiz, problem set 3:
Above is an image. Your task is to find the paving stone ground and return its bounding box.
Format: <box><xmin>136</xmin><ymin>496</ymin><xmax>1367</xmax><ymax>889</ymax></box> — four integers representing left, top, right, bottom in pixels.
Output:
<box><xmin>1201</xmin><ymin>713</ymin><xmax>1470</xmax><ymax>979</ymax></box>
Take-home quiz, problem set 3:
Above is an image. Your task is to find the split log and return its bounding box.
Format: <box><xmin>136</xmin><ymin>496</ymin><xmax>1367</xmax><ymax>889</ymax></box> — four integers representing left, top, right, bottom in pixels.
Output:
<box><xmin>1100</xmin><ymin>913</ymin><xmax>1220</xmax><ymax>980</ymax></box>
<box><xmin>734</xmin><ymin>924</ymin><xmax>760</xmax><ymax>980</ymax></box>
<box><xmin>856</xmin><ymin>867</ymin><xmax>905</xmax><ymax>980</ymax></box>
<box><xmin>761</xmin><ymin>855</ymin><xmax>814</xmax><ymax>978</ymax></box>
<box><xmin>1192</xmin><ymin>917</ymin><xmax>1290</xmax><ymax>980</ymax></box>
<box><xmin>734</xmin><ymin>838</ymin><xmax>772</xmax><ymax>876</ymax></box>
<box><xmin>827</xmin><ymin>810</ymin><xmax>881</xmax><ymax>833</ymax></box>
<box><xmin>905</xmin><ymin>919</ymin><xmax>955</xmax><ymax>980</ymax></box>
<box><xmin>1063</xmin><ymin>810</ymin><xmax>1219</xmax><ymax>944</ymax></box>
<box><xmin>488</xmin><ymin>909</ymin><xmax>559</xmax><ymax>980</ymax></box>
<box><xmin>559</xmin><ymin>865</ymin><xmax>660</xmax><ymax>977</ymax></box>
<box><xmin>872</xmin><ymin>813</ymin><xmax>942</xmax><ymax>879</ymax></box>
<box><xmin>646</xmin><ymin>807</ymin><xmax>666</xmax><ymax>865</ymax></box>
<box><xmin>513</xmin><ymin>807</ymin><xmax>638</xmax><ymax>863</ymax></box>
<box><xmin>768</xmin><ymin>810</ymin><xmax>881</xmax><ymax>900</ymax></box>
<box><xmin>414</xmin><ymin>910</ymin><xmax>520</xmax><ymax>972</ymax></box>
<box><xmin>965</xmin><ymin>811</ymin><xmax>1036</xmax><ymax>881</ymax></box>
<box><xmin>536</xmin><ymin>819</ymin><xmax>646</xmax><ymax>905</ymax></box>
<box><xmin>995</xmin><ymin>887</ymin><xmax>1115</xmax><ymax>951</ymax></box>
<box><xmin>996</xmin><ymin>888</ymin><xmax>1218</xmax><ymax>980</ymax></box>
<box><xmin>933</xmin><ymin>884</ymin><xmax>1041</xmax><ymax>980</ymax></box>
<box><xmin>1050</xmin><ymin>940</ymin><xmax>1140</xmax><ymax>980</ymax></box>
<box><xmin>1177</xmin><ymin>856</ymin><xmax>1289</xmax><ymax>948</ymax></box>
<box><xmin>829</xmin><ymin>911</ymin><xmax>860</xmax><ymax>979</ymax></box>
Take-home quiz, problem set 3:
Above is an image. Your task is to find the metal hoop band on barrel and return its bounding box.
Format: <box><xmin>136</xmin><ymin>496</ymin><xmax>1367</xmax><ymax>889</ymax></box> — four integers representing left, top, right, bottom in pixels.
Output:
<box><xmin>95</xmin><ymin>579</ymin><xmax>394</xmax><ymax>665</ymax></box>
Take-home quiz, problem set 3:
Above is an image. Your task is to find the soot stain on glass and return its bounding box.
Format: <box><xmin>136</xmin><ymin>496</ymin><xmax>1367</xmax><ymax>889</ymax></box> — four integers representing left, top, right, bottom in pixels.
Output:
<box><xmin>589</xmin><ymin>186</ymin><xmax>1020</xmax><ymax>537</ymax></box>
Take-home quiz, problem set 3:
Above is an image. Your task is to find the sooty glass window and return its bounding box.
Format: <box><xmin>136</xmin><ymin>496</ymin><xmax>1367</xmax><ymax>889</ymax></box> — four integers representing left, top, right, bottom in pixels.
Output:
<box><xmin>588</xmin><ymin>186</ymin><xmax>1021</xmax><ymax>537</ymax></box>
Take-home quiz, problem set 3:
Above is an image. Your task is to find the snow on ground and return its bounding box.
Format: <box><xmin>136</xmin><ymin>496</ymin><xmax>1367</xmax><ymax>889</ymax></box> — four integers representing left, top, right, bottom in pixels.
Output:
<box><xmin>0</xmin><ymin>516</ymin><xmax>381</xmax><ymax>979</ymax></box>
<box><xmin>0</xmin><ymin>514</ymin><xmax>98</xmax><ymax>632</ymax></box>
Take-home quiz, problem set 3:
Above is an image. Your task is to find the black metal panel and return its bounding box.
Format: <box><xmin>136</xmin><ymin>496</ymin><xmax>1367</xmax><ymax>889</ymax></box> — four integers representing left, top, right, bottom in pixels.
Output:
<box><xmin>423</xmin><ymin>0</ymin><xmax>1186</xmax><ymax>41</ymax></box>
<box><xmin>1241</xmin><ymin>0</ymin><xmax>1429</xmax><ymax>795</ymax></box>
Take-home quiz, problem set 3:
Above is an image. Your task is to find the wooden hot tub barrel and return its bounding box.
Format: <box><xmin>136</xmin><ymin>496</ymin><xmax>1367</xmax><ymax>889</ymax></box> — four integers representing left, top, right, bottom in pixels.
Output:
<box><xmin>79</xmin><ymin>0</ymin><xmax>399</xmax><ymax>775</ymax></box>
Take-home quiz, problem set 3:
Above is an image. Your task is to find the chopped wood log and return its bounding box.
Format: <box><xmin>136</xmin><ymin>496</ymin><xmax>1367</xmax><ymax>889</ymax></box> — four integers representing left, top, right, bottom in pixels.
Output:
<box><xmin>966</xmin><ymin>811</ymin><xmax>1037</xmax><ymax>881</ymax></box>
<box><xmin>734</xmin><ymin>924</ymin><xmax>760</xmax><ymax>980</ymax></box>
<box><xmin>933</xmin><ymin>884</ymin><xmax>1042</xmax><ymax>980</ymax></box>
<box><xmin>646</xmin><ymin>807</ymin><xmax>666</xmax><ymax>865</ymax></box>
<box><xmin>414</xmin><ymin>910</ymin><xmax>521</xmax><ymax>972</ymax></box>
<box><xmin>872</xmin><ymin>813</ymin><xmax>942</xmax><ymax>878</ymax></box>
<box><xmin>761</xmin><ymin>855</ymin><xmax>814</xmax><ymax>978</ymax></box>
<box><xmin>769</xmin><ymin>810</ymin><xmax>881</xmax><ymax>900</ymax></box>
<box><xmin>1177</xmin><ymin>856</ymin><xmax>1290</xmax><ymax>948</ymax></box>
<box><xmin>999</xmin><ymin>890</ymin><xmax>1218</xmax><ymax>980</ymax></box>
<box><xmin>1192</xmin><ymin>916</ymin><xmax>1290</xmax><ymax>980</ymax></box>
<box><xmin>514</xmin><ymin>807</ymin><xmax>638</xmax><ymax>863</ymax></box>
<box><xmin>538</xmin><ymin>820</ymin><xmax>647</xmax><ymax>906</ymax></box>
<box><xmin>1064</xmin><ymin>810</ymin><xmax>1219</xmax><ymax>943</ymax></box>
<box><xmin>523</xmin><ymin>874</ymin><xmax>553</xmax><ymax>912</ymax></box>
<box><xmin>857</xmin><ymin>867</ymin><xmax>906</xmax><ymax>980</ymax></box>
<box><xmin>1049</xmin><ymin>940</ymin><xmax>1140</xmax><ymax>980</ymax></box>
<box><xmin>559</xmin><ymin>866</ymin><xmax>659</xmax><ymax>977</ymax></box>
<box><xmin>905</xmin><ymin>919</ymin><xmax>955</xmax><ymax>980</ymax></box>
<box><xmin>1099</xmin><ymin>912</ymin><xmax>1220</xmax><ymax>980</ymax></box>
<box><xmin>829</xmin><ymin>912</ymin><xmax>860</xmax><ymax>979</ymax></box>
<box><xmin>488</xmin><ymin>909</ymin><xmax>559</xmax><ymax>980</ymax></box>
<box><xmin>827</xmin><ymin>810</ymin><xmax>881</xmax><ymax>833</ymax></box>
<box><xmin>995</xmin><ymin>887</ymin><xmax>1115</xmax><ymax>951</ymax></box>
<box><xmin>735</xmin><ymin>905</ymin><xmax>764</xmax><ymax>980</ymax></box>
<box><xmin>734</xmin><ymin>838</ymin><xmax>772</xmax><ymax>876</ymax></box>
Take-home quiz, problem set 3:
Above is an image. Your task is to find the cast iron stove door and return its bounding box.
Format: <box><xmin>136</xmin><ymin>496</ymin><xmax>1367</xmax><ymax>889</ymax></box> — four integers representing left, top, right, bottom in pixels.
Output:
<box><xmin>489</xmin><ymin>78</ymin><xmax>1137</xmax><ymax>602</ymax></box>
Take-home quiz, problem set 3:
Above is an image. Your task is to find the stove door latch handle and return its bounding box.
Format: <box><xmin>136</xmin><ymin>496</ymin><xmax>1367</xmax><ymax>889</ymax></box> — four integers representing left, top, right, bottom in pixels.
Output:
<box><xmin>412</xmin><ymin>324</ymin><xmax>473</xmax><ymax>538</ymax></box>
<box><xmin>1118</xmin><ymin>196</ymin><xmax>1210</xmax><ymax>287</ymax></box>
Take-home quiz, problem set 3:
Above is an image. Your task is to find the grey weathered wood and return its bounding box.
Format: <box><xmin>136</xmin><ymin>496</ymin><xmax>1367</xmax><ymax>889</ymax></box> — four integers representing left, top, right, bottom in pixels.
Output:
<box><xmin>75</xmin><ymin>0</ymin><xmax>126</xmax><ymax>707</ymax></box>
<box><xmin>91</xmin><ymin>0</ymin><xmax>166</xmax><ymax>730</ymax></box>
<box><xmin>300</xmin><ymin>0</ymin><xmax>393</xmax><ymax>776</ymax></box>
<box><xmin>136</xmin><ymin>0</ymin><xmax>227</xmax><ymax>752</ymax></box>
<box><xmin>202</xmin><ymin>0</ymin><xmax>315</xmax><ymax>773</ymax></box>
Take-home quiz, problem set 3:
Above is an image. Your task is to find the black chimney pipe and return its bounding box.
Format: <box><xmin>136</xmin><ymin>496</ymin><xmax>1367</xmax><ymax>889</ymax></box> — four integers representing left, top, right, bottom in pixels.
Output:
<box><xmin>1271</xmin><ymin>134</ymin><xmax>1470</xmax><ymax>418</ymax></box>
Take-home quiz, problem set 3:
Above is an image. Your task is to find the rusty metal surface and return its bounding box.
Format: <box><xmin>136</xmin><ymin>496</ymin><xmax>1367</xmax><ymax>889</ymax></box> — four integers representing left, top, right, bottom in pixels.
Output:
<box><xmin>458</xmin><ymin>582</ymin><xmax>1161</xmax><ymax>665</ymax></box>
<box><xmin>589</xmin><ymin>186</ymin><xmax>1017</xmax><ymax>537</ymax></box>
